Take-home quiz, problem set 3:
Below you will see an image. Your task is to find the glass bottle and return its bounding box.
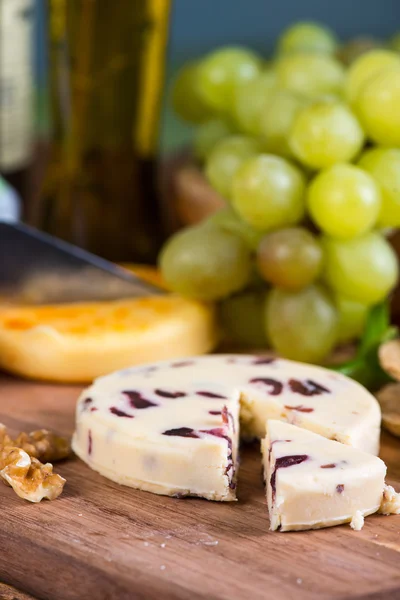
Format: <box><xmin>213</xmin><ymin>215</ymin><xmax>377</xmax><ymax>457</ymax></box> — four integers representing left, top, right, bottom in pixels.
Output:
<box><xmin>35</xmin><ymin>0</ymin><xmax>170</xmax><ymax>263</ymax></box>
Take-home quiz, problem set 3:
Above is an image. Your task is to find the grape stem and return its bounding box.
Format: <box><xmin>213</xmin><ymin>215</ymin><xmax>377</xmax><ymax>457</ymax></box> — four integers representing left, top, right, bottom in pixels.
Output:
<box><xmin>332</xmin><ymin>301</ymin><xmax>398</xmax><ymax>390</ymax></box>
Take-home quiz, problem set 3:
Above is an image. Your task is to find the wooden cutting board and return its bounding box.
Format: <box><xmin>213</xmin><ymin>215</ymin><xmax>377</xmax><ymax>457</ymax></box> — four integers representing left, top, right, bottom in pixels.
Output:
<box><xmin>2</xmin><ymin>374</ymin><xmax>400</xmax><ymax>600</ymax></box>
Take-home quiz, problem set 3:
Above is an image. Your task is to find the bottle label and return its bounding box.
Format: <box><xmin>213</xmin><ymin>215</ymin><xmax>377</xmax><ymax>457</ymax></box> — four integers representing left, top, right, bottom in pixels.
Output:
<box><xmin>0</xmin><ymin>0</ymin><xmax>34</xmax><ymax>171</ymax></box>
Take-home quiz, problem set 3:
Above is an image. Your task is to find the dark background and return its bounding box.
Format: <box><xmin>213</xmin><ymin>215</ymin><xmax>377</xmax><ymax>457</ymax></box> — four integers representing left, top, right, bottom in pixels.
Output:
<box><xmin>34</xmin><ymin>0</ymin><xmax>400</xmax><ymax>150</ymax></box>
<box><xmin>162</xmin><ymin>0</ymin><xmax>400</xmax><ymax>150</ymax></box>
<box><xmin>168</xmin><ymin>0</ymin><xmax>399</xmax><ymax>63</ymax></box>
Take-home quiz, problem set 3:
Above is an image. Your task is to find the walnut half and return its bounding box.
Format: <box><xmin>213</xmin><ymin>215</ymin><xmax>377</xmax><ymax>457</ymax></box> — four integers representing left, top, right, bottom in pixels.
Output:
<box><xmin>0</xmin><ymin>423</ymin><xmax>70</xmax><ymax>463</ymax></box>
<box><xmin>0</xmin><ymin>423</ymin><xmax>12</xmax><ymax>447</ymax></box>
<box><xmin>0</xmin><ymin>423</ymin><xmax>68</xmax><ymax>502</ymax></box>
<box><xmin>13</xmin><ymin>429</ymin><xmax>71</xmax><ymax>463</ymax></box>
<box><xmin>0</xmin><ymin>446</ymin><xmax>65</xmax><ymax>503</ymax></box>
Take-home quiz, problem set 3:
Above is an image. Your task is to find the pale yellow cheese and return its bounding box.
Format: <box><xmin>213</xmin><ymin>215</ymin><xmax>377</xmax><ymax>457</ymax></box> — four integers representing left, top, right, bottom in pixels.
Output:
<box><xmin>73</xmin><ymin>364</ymin><xmax>240</xmax><ymax>501</ymax></box>
<box><xmin>0</xmin><ymin>296</ymin><xmax>218</xmax><ymax>383</ymax></box>
<box><xmin>73</xmin><ymin>355</ymin><xmax>381</xmax><ymax>502</ymax></box>
<box><xmin>262</xmin><ymin>420</ymin><xmax>386</xmax><ymax>532</ymax></box>
<box><xmin>238</xmin><ymin>358</ymin><xmax>381</xmax><ymax>455</ymax></box>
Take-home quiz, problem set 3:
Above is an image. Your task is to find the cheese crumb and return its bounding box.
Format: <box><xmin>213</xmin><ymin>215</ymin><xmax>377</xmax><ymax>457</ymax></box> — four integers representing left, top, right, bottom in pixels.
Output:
<box><xmin>379</xmin><ymin>484</ymin><xmax>400</xmax><ymax>515</ymax></box>
<box><xmin>350</xmin><ymin>511</ymin><xmax>364</xmax><ymax>531</ymax></box>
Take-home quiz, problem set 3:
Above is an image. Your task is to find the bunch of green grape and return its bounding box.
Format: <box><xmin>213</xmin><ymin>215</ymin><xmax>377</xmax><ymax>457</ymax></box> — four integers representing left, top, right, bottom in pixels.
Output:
<box><xmin>160</xmin><ymin>21</ymin><xmax>400</xmax><ymax>364</ymax></box>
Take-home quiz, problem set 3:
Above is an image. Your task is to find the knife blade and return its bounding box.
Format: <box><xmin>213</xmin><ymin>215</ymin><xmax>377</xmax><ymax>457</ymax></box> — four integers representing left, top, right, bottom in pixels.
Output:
<box><xmin>0</xmin><ymin>222</ymin><xmax>165</xmax><ymax>304</ymax></box>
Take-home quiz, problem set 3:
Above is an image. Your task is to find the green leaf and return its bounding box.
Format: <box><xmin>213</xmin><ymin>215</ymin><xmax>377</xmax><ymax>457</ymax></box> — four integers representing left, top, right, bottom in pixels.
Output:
<box><xmin>331</xmin><ymin>300</ymin><xmax>397</xmax><ymax>390</ymax></box>
<box><xmin>358</xmin><ymin>302</ymin><xmax>390</xmax><ymax>358</ymax></box>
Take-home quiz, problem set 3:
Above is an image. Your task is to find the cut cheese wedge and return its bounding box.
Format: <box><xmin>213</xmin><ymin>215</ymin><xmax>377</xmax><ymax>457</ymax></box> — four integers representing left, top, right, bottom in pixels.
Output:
<box><xmin>0</xmin><ymin>296</ymin><xmax>218</xmax><ymax>383</ymax></box>
<box><xmin>262</xmin><ymin>420</ymin><xmax>386</xmax><ymax>532</ymax></box>
<box><xmin>73</xmin><ymin>354</ymin><xmax>381</xmax><ymax>501</ymax></box>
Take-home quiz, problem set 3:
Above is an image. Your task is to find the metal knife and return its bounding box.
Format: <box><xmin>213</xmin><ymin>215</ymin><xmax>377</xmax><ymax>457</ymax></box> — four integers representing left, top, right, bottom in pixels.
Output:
<box><xmin>0</xmin><ymin>222</ymin><xmax>165</xmax><ymax>304</ymax></box>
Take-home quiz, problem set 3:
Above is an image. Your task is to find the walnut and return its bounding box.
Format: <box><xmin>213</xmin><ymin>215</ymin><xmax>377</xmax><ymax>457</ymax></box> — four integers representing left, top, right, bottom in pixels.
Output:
<box><xmin>0</xmin><ymin>423</ymin><xmax>12</xmax><ymax>447</ymax></box>
<box><xmin>13</xmin><ymin>429</ymin><xmax>71</xmax><ymax>463</ymax></box>
<box><xmin>0</xmin><ymin>446</ymin><xmax>65</xmax><ymax>503</ymax></box>
<box><xmin>0</xmin><ymin>424</ymin><xmax>68</xmax><ymax>502</ymax></box>
<box><xmin>375</xmin><ymin>383</ymin><xmax>400</xmax><ymax>437</ymax></box>
<box><xmin>0</xmin><ymin>423</ymin><xmax>70</xmax><ymax>462</ymax></box>
<box><xmin>379</xmin><ymin>340</ymin><xmax>400</xmax><ymax>381</ymax></box>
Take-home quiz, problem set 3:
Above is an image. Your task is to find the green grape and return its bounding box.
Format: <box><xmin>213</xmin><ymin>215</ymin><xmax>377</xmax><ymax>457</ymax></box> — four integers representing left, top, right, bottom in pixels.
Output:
<box><xmin>208</xmin><ymin>207</ymin><xmax>265</xmax><ymax>250</ymax></box>
<box><xmin>276</xmin><ymin>52</ymin><xmax>345</xmax><ymax>99</ymax></box>
<box><xmin>257</xmin><ymin>227</ymin><xmax>323</xmax><ymax>291</ymax></box>
<box><xmin>337</xmin><ymin>37</ymin><xmax>384</xmax><ymax>66</ymax></box>
<box><xmin>205</xmin><ymin>135</ymin><xmax>261</xmax><ymax>199</ymax></box>
<box><xmin>265</xmin><ymin>284</ymin><xmax>338</xmax><ymax>363</ymax></box>
<box><xmin>232</xmin><ymin>70</ymin><xmax>276</xmax><ymax>135</ymax></box>
<box><xmin>355</xmin><ymin>66</ymin><xmax>400</xmax><ymax>146</ymax></box>
<box><xmin>219</xmin><ymin>290</ymin><xmax>269</xmax><ymax>348</ymax></box>
<box><xmin>307</xmin><ymin>164</ymin><xmax>381</xmax><ymax>239</ymax></box>
<box><xmin>289</xmin><ymin>101</ymin><xmax>365</xmax><ymax>169</ymax></box>
<box><xmin>344</xmin><ymin>49</ymin><xmax>400</xmax><ymax>106</ymax></box>
<box><xmin>309</xmin><ymin>92</ymin><xmax>343</xmax><ymax>103</ymax></box>
<box><xmin>358</xmin><ymin>147</ymin><xmax>400</xmax><ymax>227</ymax></box>
<box><xmin>323</xmin><ymin>232</ymin><xmax>399</xmax><ymax>305</ymax></box>
<box><xmin>194</xmin><ymin>119</ymin><xmax>233</xmax><ymax>162</ymax></box>
<box><xmin>259</xmin><ymin>89</ymin><xmax>307</xmax><ymax>158</ymax></box>
<box><xmin>247</xmin><ymin>263</ymin><xmax>267</xmax><ymax>290</ymax></box>
<box><xmin>158</xmin><ymin>225</ymin><xmax>251</xmax><ymax>301</ymax></box>
<box><xmin>197</xmin><ymin>47</ymin><xmax>262</xmax><ymax>113</ymax></box>
<box><xmin>336</xmin><ymin>295</ymin><xmax>369</xmax><ymax>343</ymax></box>
<box><xmin>277</xmin><ymin>21</ymin><xmax>338</xmax><ymax>56</ymax></box>
<box><xmin>171</xmin><ymin>62</ymin><xmax>213</xmax><ymax>123</ymax></box>
<box><xmin>232</xmin><ymin>154</ymin><xmax>306</xmax><ymax>231</ymax></box>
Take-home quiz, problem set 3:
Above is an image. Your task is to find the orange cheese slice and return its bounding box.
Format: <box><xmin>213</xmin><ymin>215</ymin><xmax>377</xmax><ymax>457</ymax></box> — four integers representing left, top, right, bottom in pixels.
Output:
<box><xmin>0</xmin><ymin>294</ymin><xmax>218</xmax><ymax>383</ymax></box>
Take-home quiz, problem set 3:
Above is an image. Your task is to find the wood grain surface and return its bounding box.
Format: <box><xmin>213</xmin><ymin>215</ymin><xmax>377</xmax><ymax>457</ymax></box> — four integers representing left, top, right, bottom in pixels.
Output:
<box><xmin>2</xmin><ymin>374</ymin><xmax>400</xmax><ymax>600</ymax></box>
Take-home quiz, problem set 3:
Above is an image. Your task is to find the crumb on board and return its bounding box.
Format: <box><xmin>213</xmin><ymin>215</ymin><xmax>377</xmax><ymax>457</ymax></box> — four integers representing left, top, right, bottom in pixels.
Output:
<box><xmin>379</xmin><ymin>485</ymin><xmax>400</xmax><ymax>515</ymax></box>
<box><xmin>350</xmin><ymin>511</ymin><xmax>364</xmax><ymax>531</ymax></box>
